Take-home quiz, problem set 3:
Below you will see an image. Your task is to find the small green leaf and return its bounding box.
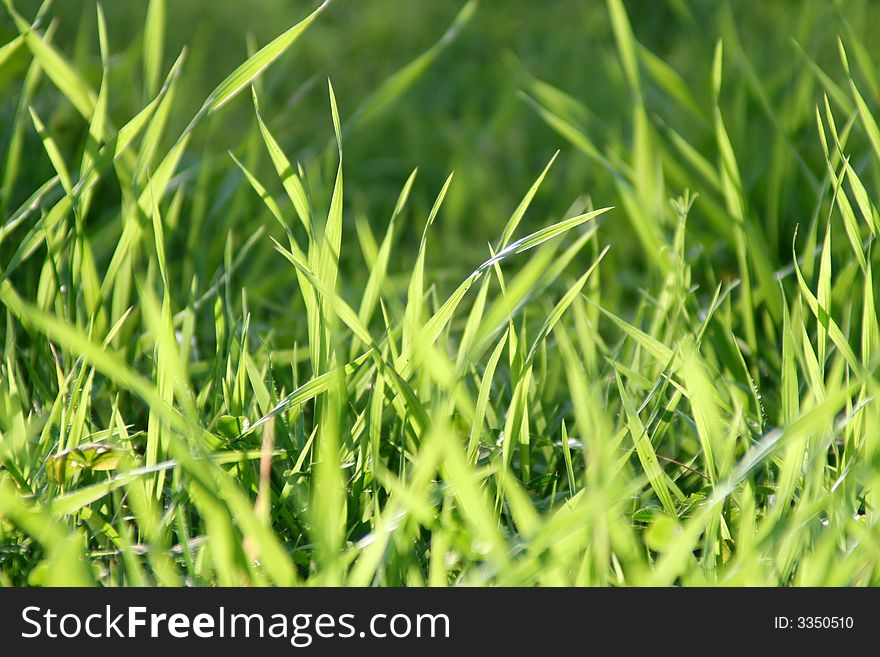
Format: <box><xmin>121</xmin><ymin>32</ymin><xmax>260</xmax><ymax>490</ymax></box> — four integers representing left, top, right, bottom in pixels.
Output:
<box><xmin>213</xmin><ymin>415</ymin><xmax>251</xmax><ymax>441</ymax></box>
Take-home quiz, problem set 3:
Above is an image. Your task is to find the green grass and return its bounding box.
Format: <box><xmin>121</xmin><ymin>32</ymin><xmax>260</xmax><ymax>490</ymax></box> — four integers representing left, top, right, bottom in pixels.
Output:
<box><xmin>1</xmin><ymin>0</ymin><xmax>880</xmax><ymax>586</ymax></box>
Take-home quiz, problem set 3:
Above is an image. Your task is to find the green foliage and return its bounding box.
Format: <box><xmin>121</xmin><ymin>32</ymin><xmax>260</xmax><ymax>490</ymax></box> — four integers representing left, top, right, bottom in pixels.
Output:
<box><xmin>1</xmin><ymin>0</ymin><xmax>880</xmax><ymax>587</ymax></box>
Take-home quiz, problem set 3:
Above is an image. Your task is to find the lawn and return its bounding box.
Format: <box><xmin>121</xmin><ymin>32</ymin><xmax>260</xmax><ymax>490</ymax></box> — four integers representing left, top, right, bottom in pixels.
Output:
<box><xmin>1</xmin><ymin>0</ymin><xmax>879</xmax><ymax>586</ymax></box>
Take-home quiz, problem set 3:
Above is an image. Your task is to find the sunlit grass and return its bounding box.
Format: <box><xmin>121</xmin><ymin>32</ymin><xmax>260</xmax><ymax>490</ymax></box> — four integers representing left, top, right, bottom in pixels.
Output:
<box><xmin>1</xmin><ymin>0</ymin><xmax>880</xmax><ymax>587</ymax></box>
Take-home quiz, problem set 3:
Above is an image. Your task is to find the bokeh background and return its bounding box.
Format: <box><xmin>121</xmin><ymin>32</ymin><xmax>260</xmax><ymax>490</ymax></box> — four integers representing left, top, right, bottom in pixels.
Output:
<box><xmin>3</xmin><ymin>0</ymin><xmax>880</xmax><ymax>329</ymax></box>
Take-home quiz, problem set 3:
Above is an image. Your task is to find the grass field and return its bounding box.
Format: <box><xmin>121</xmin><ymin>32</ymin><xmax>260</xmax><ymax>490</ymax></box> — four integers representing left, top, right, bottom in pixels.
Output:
<box><xmin>1</xmin><ymin>0</ymin><xmax>880</xmax><ymax>587</ymax></box>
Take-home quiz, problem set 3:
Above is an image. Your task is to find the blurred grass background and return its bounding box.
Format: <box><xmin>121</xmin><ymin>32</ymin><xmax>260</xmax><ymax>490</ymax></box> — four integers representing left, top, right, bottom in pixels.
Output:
<box><xmin>5</xmin><ymin>0</ymin><xmax>878</xmax><ymax>302</ymax></box>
